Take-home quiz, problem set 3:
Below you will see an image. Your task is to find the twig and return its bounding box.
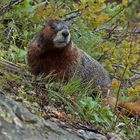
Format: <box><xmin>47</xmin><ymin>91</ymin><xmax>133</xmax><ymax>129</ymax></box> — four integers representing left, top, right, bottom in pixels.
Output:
<box><xmin>0</xmin><ymin>58</ymin><xmax>28</xmax><ymax>76</ymax></box>
<box><xmin>112</xmin><ymin>23</ymin><xmax>138</xmax><ymax>129</ymax></box>
<box><xmin>0</xmin><ymin>0</ymin><xmax>23</xmax><ymax>16</ymax></box>
<box><xmin>61</xmin><ymin>3</ymin><xmax>89</xmax><ymax>21</ymax></box>
<box><xmin>130</xmin><ymin>69</ymin><xmax>140</xmax><ymax>75</ymax></box>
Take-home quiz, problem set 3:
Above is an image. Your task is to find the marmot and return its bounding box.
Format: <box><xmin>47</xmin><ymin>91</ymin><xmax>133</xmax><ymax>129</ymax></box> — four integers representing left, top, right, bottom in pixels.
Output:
<box><xmin>27</xmin><ymin>20</ymin><xmax>140</xmax><ymax>118</ymax></box>
<box><xmin>27</xmin><ymin>19</ymin><xmax>111</xmax><ymax>92</ymax></box>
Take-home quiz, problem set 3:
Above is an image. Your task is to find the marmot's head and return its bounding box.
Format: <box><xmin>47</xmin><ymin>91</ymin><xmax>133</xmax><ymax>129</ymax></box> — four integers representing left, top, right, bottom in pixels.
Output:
<box><xmin>40</xmin><ymin>19</ymin><xmax>71</xmax><ymax>49</ymax></box>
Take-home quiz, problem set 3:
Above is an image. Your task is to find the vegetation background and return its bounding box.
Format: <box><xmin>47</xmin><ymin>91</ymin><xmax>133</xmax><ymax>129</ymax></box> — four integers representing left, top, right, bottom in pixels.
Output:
<box><xmin>0</xmin><ymin>0</ymin><xmax>140</xmax><ymax>139</ymax></box>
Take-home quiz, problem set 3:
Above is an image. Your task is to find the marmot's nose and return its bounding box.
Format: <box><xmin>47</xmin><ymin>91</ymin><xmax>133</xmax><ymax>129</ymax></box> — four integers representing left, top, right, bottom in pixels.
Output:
<box><xmin>62</xmin><ymin>30</ymin><xmax>69</xmax><ymax>38</ymax></box>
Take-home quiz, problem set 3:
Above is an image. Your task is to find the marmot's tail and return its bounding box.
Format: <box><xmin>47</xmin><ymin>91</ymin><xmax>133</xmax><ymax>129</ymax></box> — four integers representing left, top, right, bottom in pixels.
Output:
<box><xmin>103</xmin><ymin>96</ymin><xmax>140</xmax><ymax>118</ymax></box>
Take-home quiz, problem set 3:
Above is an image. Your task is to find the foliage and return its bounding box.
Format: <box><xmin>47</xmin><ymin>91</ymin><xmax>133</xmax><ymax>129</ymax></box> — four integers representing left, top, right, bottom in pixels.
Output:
<box><xmin>0</xmin><ymin>0</ymin><xmax>140</xmax><ymax>139</ymax></box>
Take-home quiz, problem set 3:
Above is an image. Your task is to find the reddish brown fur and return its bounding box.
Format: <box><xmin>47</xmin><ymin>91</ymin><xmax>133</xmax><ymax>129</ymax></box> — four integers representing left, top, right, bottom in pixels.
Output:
<box><xmin>118</xmin><ymin>101</ymin><xmax>140</xmax><ymax>117</ymax></box>
<box><xmin>28</xmin><ymin>19</ymin><xmax>140</xmax><ymax>118</ymax></box>
<box><xmin>28</xmin><ymin>43</ymin><xmax>78</xmax><ymax>80</ymax></box>
<box><xmin>27</xmin><ymin>19</ymin><xmax>80</xmax><ymax>80</ymax></box>
<box><xmin>104</xmin><ymin>97</ymin><xmax>140</xmax><ymax>117</ymax></box>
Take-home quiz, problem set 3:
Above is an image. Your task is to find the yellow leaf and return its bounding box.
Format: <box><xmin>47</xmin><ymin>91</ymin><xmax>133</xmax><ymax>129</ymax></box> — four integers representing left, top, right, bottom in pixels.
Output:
<box><xmin>128</xmin><ymin>87</ymin><xmax>137</xmax><ymax>94</ymax></box>
<box><xmin>135</xmin><ymin>86</ymin><xmax>140</xmax><ymax>92</ymax></box>
<box><xmin>122</xmin><ymin>0</ymin><xmax>128</xmax><ymax>6</ymax></box>
<box><xmin>111</xmin><ymin>79</ymin><xmax>121</xmax><ymax>89</ymax></box>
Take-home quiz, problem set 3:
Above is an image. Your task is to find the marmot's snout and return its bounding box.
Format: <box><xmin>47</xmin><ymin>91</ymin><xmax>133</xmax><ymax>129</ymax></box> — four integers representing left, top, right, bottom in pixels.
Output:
<box><xmin>53</xmin><ymin>29</ymin><xmax>71</xmax><ymax>48</ymax></box>
<box><xmin>62</xmin><ymin>30</ymin><xmax>69</xmax><ymax>38</ymax></box>
<box><xmin>41</xmin><ymin>19</ymin><xmax>71</xmax><ymax>48</ymax></box>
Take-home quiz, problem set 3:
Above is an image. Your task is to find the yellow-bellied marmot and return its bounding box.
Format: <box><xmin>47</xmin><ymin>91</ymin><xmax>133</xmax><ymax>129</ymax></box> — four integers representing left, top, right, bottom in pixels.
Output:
<box><xmin>27</xmin><ymin>19</ymin><xmax>140</xmax><ymax>118</ymax></box>
<box><xmin>27</xmin><ymin>19</ymin><xmax>111</xmax><ymax>92</ymax></box>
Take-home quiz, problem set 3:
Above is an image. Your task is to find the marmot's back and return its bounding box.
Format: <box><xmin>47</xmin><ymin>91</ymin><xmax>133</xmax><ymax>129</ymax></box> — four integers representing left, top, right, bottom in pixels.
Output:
<box><xmin>75</xmin><ymin>48</ymin><xmax>110</xmax><ymax>92</ymax></box>
<box><xmin>27</xmin><ymin>19</ymin><xmax>111</xmax><ymax>92</ymax></box>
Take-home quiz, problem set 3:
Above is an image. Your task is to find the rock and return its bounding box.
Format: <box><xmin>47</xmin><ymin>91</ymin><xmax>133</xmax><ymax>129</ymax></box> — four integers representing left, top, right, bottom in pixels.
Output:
<box><xmin>107</xmin><ymin>132</ymin><xmax>122</xmax><ymax>140</ymax></box>
<box><xmin>0</xmin><ymin>92</ymin><xmax>82</xmax><ymax>140</ymax></box>
<box><xmin>0</xmin><ymin>92</ymin><xmax>48</xmax><ymax>140</ymax></box>
<box><xmin>0</xmin><ymin>92</ymin><xmax>122</xmax><ymax>140</ymax></box>
<box><xmin>77</xmin><ymin>129</ymin><xmax>107</xmax><ymax>140</ymax></box>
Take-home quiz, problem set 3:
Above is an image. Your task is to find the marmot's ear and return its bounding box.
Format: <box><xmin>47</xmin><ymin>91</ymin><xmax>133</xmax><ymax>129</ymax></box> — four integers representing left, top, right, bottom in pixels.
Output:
<box><xmin>43</xmin><ymin>20</ymin><xmax>48</xmax><ymax>27</ymax></box>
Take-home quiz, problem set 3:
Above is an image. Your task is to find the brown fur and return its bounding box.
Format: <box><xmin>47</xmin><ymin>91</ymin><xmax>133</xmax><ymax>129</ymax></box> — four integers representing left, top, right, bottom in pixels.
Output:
<box><xmin>104</xmin><ymin>97</ymin><xmax>140</xmax><ymax>117</ymax></box>
<box><xmin>28</xmin><ymin>19</ymin><xmax>140</xmax><ymax>118</ymax></box>
<box><xmin>28</xmin><ymin>42</ymin><xmax>78</xmax><ymax>80</ymax></box>
<box><xmin>27</xmin><ymin>19</ymin><xmax>111</xmax><ymax>92</ymax></box>
<box><xmin>119</xmin><ymin>101</ymin><xmax>140</xmax><ymax>117</ymax></box>
<box><xmin>27</xmin><ymin>19</ymin><xmax>79</xmax><ymax>80</ymax></box>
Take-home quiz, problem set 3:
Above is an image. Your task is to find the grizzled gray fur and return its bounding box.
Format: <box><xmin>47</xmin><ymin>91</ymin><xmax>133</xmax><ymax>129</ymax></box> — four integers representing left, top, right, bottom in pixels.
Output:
<box><xmin>27</xmin><ymin>19</ymin><xmax>111</xmax><ymax>93</ymax></box>
<box><xmin>75</xmin><ymin>48</ymin><xmax>111</xmax><ymax>92</ymax></box>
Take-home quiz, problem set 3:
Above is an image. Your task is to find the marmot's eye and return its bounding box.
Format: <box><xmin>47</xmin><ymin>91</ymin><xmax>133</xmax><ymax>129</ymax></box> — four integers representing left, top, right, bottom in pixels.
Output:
<box><xmin>50</xmin><ymin>25</ymin><xmax>56</xmax><ymax>30</ymax></box>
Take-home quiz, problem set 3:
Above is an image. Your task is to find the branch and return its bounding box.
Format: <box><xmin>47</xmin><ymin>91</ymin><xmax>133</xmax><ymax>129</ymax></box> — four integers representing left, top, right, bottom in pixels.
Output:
<box><xmin>0</xmin><ymin>0</ymin><xmax>23</xmax><ymax>16</ymax></box>
<box><xmin>0</xmin><ymin>58</ymin><xmax>28</xmax><ymax>76</ymax></box>
<box><xmin>61</xmin><ymin>3</ymin><xmax>89</xmax><ymax>21</ymax></box>
<box><xmin>129</xmin><ymin>74</ymin><xmax>140</xmax><ymax>83</ymax></box>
